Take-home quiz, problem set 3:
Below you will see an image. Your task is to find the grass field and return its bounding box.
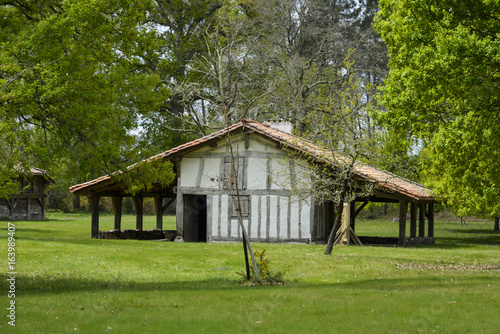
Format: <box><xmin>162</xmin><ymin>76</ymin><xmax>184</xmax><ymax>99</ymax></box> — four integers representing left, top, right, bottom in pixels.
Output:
<box><xmin>1</xmin><ymin>212</ymin><xmax>499</xmax><ymax>333</ymax></box>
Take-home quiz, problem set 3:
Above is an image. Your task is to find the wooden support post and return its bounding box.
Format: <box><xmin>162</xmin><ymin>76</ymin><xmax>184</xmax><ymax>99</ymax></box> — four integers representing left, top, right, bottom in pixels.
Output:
<box><xmin>88</xmin><ymin>195</ymin><xmax>101</xmax><ymax>238</ymax></box>
<box><xmin>410</xmin><ymin>203</ymin><xmax>417</xmax><ymax>238</ymax></box>
<box><xmin>133</xmin><ymin>196</ymin><xmax>143</xmax><ymax>231</ymax></box>
<box><xmin>350</xmin><ymin>201</ymin><xmax>356</xmax><ymax>231</ymax></box>
<box><xmin>428</xmin><ymin>202</ymin><xmax>434</xmax><ymax>238</ymax></box>
<box><xmin>154</xmin><ymin>195</ymin><xmax>163</xmax><ymax>230</ymax></box>
<box><xmin>112</xmin><ymin>197</ymin><xmax>123</xmax><ymax>231</ymax></box>
<box><xmin>494</xmin><ymin>217</ymin><xmax>499</xmax><ymax>231</ymax></box>
<box><xmin>36</xmin><ymin>198</ymin><xmax>46</xmax><ymax>220</ymax></box>
<box><xmin>27</xmin><ymin>198</ymin><xmax>31</xmax><ymax>220</ymax></box>
<box><xmin>41</xmin><ymin>198</ymin><xmax>46</xmax><ymax>220</ymax></box>
<box><xmin>418</xmin><ymin>203</ymin><xmax>426</xmax><ymax>237</ymax></box>
<box><xmin>399</xmin><ymin>199</ymin><xmax>407</xmax><ymax>246</ymax></box>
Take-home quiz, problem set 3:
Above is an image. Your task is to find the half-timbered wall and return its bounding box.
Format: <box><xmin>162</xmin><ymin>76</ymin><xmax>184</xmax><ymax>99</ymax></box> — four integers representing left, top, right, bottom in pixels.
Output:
<box><xmin>176</xmin><ymin>133</ymin><xmax>314</xmax><ymax>243</ymax></box>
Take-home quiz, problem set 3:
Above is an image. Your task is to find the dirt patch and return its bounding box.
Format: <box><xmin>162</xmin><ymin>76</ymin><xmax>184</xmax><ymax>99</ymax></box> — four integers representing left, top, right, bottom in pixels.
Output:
<box><xmin>396</xmin><ymin>262</ymin><xmax>500</xmax><ymax>272</ymax></box>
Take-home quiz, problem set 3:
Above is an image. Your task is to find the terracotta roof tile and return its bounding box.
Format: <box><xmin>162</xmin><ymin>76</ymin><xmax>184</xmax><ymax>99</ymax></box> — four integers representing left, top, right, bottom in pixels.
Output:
<box><xmin>70</xmin><ymin>119</ymin><xmax>435</xmax><ymax>201</ymax></box>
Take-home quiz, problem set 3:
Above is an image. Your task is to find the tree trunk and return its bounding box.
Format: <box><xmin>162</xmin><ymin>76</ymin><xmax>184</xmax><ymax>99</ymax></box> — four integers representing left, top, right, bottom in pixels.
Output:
<box><xmin>324</xmin><ymin>201</ymin><xmax>344</xmax><ymax>255</ymax></box>
<box><xmin>495</xmin><ymin>217</ymin><xmax>499</xmax><ymax>231</ymax></box>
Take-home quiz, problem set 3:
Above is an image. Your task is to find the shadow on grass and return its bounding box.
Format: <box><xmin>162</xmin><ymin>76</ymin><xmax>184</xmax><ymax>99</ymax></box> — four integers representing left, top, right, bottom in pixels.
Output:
<box><xmin>434</xmin><ymin>230</ymin><xmax>500</xmax><ymax>247</ymax></box>
<box><xmin>4</xmin><ymin>273</ymin><xmax>497</xmax><ymax>296</ymax></box>
<box><xmin>446</xmin><ymin>229</ymin><xmax>500</xmax><ymax>235</ymax></box>
<box><xmin>0</xmin><ymin>227</ymin><xmax>57</xmax><ymax>234</ymax></box>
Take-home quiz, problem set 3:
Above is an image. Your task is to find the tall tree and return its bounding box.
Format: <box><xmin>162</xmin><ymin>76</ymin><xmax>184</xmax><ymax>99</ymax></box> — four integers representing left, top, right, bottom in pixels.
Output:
<box><xmin>375</xmin><ymin>0</ymin><xmax>500</xmax><ymax>223</ymax></box>
<box><xmin>134</xmin><ymin>0</ymin><xmax>225</xmax><ymax>152</ymax></box>
<box><xmin>0</xmin><ymin>0</ymin><xmax>162</xmax><ymax>190</ymax></box>
<box><xmin>254</xmin><ymin>0</ymin><xmax>360</xmax><ymax>131</ymax></box>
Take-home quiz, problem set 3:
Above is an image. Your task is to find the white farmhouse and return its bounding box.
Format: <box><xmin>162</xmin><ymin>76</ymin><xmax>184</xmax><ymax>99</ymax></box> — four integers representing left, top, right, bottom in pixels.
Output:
<box><xmin>70</xmin><ymin>120</ymin><xmax>437</xmax><ymax>246</ymax></box>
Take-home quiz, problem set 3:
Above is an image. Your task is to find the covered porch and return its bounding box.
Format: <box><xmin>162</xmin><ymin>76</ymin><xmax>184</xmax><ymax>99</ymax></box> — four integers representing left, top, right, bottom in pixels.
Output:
<box><xmin>70</xmin><ymin>175</ymin><xmax>177</xmax><ymax>239</ymax></box>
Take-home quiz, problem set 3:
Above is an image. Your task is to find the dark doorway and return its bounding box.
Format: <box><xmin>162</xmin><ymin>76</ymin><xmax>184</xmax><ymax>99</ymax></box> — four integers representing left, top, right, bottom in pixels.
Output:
<box><xmin>183</xmin><ymin>195</ymin><xmax>207</xmax><ymax>242</ymax></box>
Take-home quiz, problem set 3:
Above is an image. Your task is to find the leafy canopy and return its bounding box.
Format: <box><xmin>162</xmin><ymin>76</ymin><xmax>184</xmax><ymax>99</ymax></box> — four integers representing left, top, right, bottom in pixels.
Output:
<box><xmin>375</xmin><ymin>0</ymin><xmax>500</xmax><ymax>217</ymax></box>
<box><xmin>0</xmin><ymin>0</ymin><xmax>166</xmax><ymax>191</ymax></box>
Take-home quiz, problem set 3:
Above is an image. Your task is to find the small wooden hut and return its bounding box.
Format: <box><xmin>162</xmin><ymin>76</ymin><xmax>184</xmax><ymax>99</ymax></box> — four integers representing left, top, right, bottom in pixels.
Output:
<box><xmin>0</xmin><ymin>167</ymin><xmax>55</xmax><ymax>220</ymax></box>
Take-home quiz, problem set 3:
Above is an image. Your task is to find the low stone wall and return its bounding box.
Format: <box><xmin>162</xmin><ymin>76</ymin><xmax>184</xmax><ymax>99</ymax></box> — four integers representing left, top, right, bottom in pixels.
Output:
<box><xmin>358</xmin><ymin>236</ymin><xmax>434</xmax><ymax>246</ymax></box>
<box><xmin>358</xmin><ymin>236</ymin><xmax>399</xmax><ymax>245</ymax></box>
<box><xmin>405</xmin><ymin>236</ymin><xmax>435</xmax><ymax>246</ymax></box>
<box><xmin>98</xmin><ymin>229</ymin><xmax>177</xmax><ymax>241</ymax></box>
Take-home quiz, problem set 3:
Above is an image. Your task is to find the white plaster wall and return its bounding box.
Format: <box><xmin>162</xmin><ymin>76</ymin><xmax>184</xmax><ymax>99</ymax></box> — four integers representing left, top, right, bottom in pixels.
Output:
<box><xmin>269</xmin><ymin>195</ymin><xmax>278</xmax><ymax>238</ymax></box>
<box><xmin>246</xmin><ymin>157</ymin><xmax>268</xmax><ymax>190</ymax></box>
<box><xmin>220</xmin><ymin>195</ymin><xmax>229</xmax><ymax>238</ymax></box>
<box><xmin>230</xmin><ymin>219</ymin><xmax>239</xmax><ymax>238</ymax></box>
<box><xmin>211</xmin><ymin>195</ymin><xmax>219</xmax><ymax>237</ymax></box>
<box><xmin>301</xmin><ymin>198</ymin><xmax>311</xmax><ymax>239</ymax></box>
<box><xmin>250</xmin><ymin>195</ymin><xmax>259</xmax><ymax>239</ymax></box>
<box><xmin>260</xmin><ymin>197</ymin><xmax>267</xmax><ymax>239</ymax></box>
<box><xmin>200</xmin><ymin>158</ymin><xmax>221</xmax><ymax>189</ymax></box>
<box><xmin>180</xmin><ymin>158</ymin><xmax>200</xmax><ymax>188</ymax></box>
<box><xmin>290</xmin><ymin>200</ymin><xmax>300</xmax><ymax>239</ymax></box>
<box><xmin>270</xmin><ymin>158</ymin><xmax>290</xmax><ymax>190</ymax></box>
<box><xmin>279</xmin><ymin>197</ymin><xmax>289</xmax><ymax>239</ymax></box>
<box><xmin>247</xmin><ymin>137</ymin><xmax>268</xmax><ymax>152</ymax></box>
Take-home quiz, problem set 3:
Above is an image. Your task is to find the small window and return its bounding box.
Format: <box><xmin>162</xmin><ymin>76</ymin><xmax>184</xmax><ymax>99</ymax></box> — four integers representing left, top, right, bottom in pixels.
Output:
<box><xmin>230</xmin><ymin>196</ymin><xmax>249</xmax><ymax>218</ymax></box>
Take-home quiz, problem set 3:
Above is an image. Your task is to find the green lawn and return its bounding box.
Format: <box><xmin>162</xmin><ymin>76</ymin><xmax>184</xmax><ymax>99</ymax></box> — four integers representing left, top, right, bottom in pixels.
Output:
<box><xmin>1</xmin><ymin>213</ymin><xmax>499</xmax><ymax>333</ymax></box>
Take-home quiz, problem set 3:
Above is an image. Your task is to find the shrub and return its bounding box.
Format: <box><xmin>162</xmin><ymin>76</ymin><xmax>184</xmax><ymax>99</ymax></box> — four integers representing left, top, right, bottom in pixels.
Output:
<box><xmin>238</xmin><ymin>250</ymin><xmax>288</xmax><ymax>285</ymax></box>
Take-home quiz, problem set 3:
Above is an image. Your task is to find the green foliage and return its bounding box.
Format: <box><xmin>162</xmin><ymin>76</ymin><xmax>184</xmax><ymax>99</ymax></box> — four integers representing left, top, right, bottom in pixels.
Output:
<box><xmin>115</xmin><ymin>159</ymin><xmax>176</xmax><ymax>196</ymax></box>
<box><xmin>422</xmin><ymin>113</ymin><xmax>500</xmax><ymax>218</ymax></box>
<box><xmin>0</xmin><ymin>0</ymin><xmax>164</xmax><ymax>190</ymax></box>
<box><xmin>238</xmin><ymin>249</ymin><xmax>288</xmax><ymax>285</ymax></box>
<box><xmin>374</xmin><ymin>0</ymin><xmax>500</xmax><ymax>217</ymax></box>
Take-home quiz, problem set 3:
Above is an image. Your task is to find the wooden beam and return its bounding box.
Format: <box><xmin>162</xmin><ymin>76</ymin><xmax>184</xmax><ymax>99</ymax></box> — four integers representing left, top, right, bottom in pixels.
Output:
<box><xmin>410</xmin><ymin>203</ymin><xmax>417</xmax><ymax>238</ymax></box>
<box><xmin>161</xmin><ymin>197</ymin><xmax>176</xmax><ymax>213</ymax></box>
<box><xmin>112</xmin><ymin>197</ymin><xmax>123</xmax><ymax>231</ymax></box>
<box><xmin>419</xmin><ymin>203</ymin><xmax>426</xmax><ymax>237</ymax></box>
<box><xmin>399</xmin><ymin>199</ymin><xmax>407</xmax><ymax>246</ymax></box>
<box><xmin>88</xmin><ymin>195</ymin><xmax>100</xmax><ymax>238</ymax></box>
<box><xmin>355</xmin><ymin>197</ymin><xmax>398</xmax><ymax>203</ymax></box>
<box><xmin>133</xmin><ymin>196</ymin><xmax>144</xmax><ymax>231</ymax></box>
<box><xmin>427</xmin><ymin>202</ymin><xmax>434</xmax><ymax>238</ymax></box>
<box><xmin>154</xmin><ymin>195</ymin><xmax>163</xmax><ymax>230</ymax></box>
<box><xmin>354</xmin><ymin>201</ymin><xmax>369</xmax><ymax>218</ymax></box>
<box><xmin>350</xmin><ymin>201</ymin><xmax>356</xmax><ymax>231</ymax></box>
